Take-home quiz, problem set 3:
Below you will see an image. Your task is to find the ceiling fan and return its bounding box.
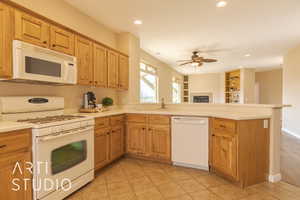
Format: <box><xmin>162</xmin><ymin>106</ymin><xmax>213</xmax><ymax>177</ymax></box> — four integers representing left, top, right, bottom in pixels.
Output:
<box><xmin>177</xmin><ymin>51</ymin><xmax>218</xmax><ymax>67</ymax></box>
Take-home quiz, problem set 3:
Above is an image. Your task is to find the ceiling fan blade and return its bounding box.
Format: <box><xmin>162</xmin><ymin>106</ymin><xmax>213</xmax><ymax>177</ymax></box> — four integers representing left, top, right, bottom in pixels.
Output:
<box><xmin>202</xmin><ymin>58</ymin><xmax>217</xmax><ymax>63</ymax></box>
<box><xmin>179</xmin><ymin>62</ymin><xmax>193</xmax><ymax>66</ymax></box>
<box><xmin>177</xmin><ymin>60</ymin><xmax>192</xmax><ymax>62</ymax></box>
<box><xmin>198</xmin><ymin>62</ymin><xmax>203</xmax><ymax>67</ymax></box>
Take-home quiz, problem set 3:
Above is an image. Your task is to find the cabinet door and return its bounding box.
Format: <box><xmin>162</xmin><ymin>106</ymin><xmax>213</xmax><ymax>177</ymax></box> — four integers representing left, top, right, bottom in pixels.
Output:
<box><xmin>93</xmin><ymin>43</ymin><xmax>107</xmax><ymax>87</ymax></box>
<box><xmin>0</xmin><ymin>3</ymin><xmax>13</xmax><ymax>78</ymax></box>
<box><xmin>107</xmin><ymin>50</ymin><xmax>118</xmax><ymax>88</ymax></box>
<box><xmin>126</xmin><ymin>123</ymin><xmax>146</xmax><ymax>155</ymax></box>
<box><xmin>148</xmin><ymin>125</ymin><xmax>171</xmax><ymax>160</ymax></box>
<box><xmin>75</xmin><ymin>36</ymin><xmax>93</xmax><ymax>85</ymax></box>
<box><xmin>0</xmin><ymin>152</ymin><xmax>32</xmax><ymax>200</ymax></box>
<box><xmin>14</xmin><ymin>10</ymin><xmax>50</xmax><ymax>48</ymax></box>
<box><xmin>212</xmin><ymin>133</ymin><xmax>237</xmax><ymax>179</ymax></box>
<box><xmin>110</xmin><ymin>125</ymin><xmax>124</xmax><ymax>160</ymax></box>
<box><xmin>95</xmin><ymin>128</ymin><xmax>110</xmax><ymax>170</ymax></box>
<box><xmin>118</xmin><ymin>54</ymin><xmax>129</xmax><ymax>90</ymax></box>
<box><xmin>50</xmin><ymin>25</ymin><xmax>74</xmax><ymax>55</ymax></box>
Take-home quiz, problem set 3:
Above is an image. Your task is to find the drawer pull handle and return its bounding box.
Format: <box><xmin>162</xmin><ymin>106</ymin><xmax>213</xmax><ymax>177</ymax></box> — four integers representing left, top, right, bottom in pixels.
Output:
<box><xmin>220</xmin><ymin>125</ymin><xmax>226</xmax><ymax>128</ymax></box>
<box><xmin>0</xmin><ymin>145</ymin><xmax>7</xmax><ymax>149</ymax></box>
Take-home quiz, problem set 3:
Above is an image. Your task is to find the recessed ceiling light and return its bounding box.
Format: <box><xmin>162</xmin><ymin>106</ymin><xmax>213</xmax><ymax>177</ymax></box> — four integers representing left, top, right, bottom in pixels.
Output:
<box><xmin>133</xmin><ymin>20</ymin><xmax>143</xmax><ymax>25</ymax></box>
<box><xmin>216</xmin><ymin>1</ymin><xmax>227</xmax><ymax>8</ymax></box>
<box><xmin>245</xmin><ymin>54</ymin><xmax>251</xmax><ymax>57</ymax></box>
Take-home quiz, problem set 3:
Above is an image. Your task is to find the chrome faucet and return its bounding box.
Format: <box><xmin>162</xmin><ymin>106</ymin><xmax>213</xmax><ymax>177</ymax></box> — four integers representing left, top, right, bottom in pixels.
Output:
<box><xmin>161</xmin><ymin>98</ymin><xmax>166</xmax><ymax>109</ymax></box>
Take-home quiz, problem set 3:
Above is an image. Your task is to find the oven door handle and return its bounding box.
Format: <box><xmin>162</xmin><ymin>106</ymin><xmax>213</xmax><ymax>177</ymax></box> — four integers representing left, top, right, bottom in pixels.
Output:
<box><xmin>38</xmin><ymin>126</ymin><xmax>93</xmax><ymax>142</ymax></box>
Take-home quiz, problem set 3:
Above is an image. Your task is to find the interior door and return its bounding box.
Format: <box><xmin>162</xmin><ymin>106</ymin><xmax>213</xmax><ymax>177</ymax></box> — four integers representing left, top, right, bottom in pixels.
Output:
<box><xmin>148</xmin><ymin>125</ymin><xmax>171</xmax><ymax>160</ymax></box>
<box><xmin>93</xmin><ymin>43</ymin><xmax>107</xmax><ymax>87</ymax></box>
<box><xmin>118</xmin><ymin>54</ymin><xmax>129</xmax><ymax>90</ymax></box>
<box><xmin>14</xmin><ymin>10</ymin><xmax>50</xmax><ymax>48</ymax></box>
<box><xmin>0</xmin><ymin>152</ymin><xmax>32</xmax><ymax>200</ymax></box>
<box><xmin>212</xmin><ymin>133</ymin><xmax>237</xmax><ymax>179</ymax></box>
<box><xmin>107</xmin><ymin>50</ymin><xmax>118</xmax><ymax>88</ymax></box>
<box><xmin>110</xmin><ymin>125</ymin><xmax>124</xmax><ymax>160</ymax></box>
<box><xmin>0</xmin><ymin>3</ymin><xmax>13</xmax><ymax>78</ymax></box>
<box><xmin>94</xmin><ymin>128</ymin><xmax>110</xmax><ymax>170</ymax></box>
<box><xmin>126</xmin><ymin>123</ymin><xmax>146</xmax><ymax>155</ymax></box>
<box><xmin>50</xmin><ymin>25</ymin><xmax>75</xmax><ymax>55</ymax></box>
<box><xmin>75</xmin><ymin>36</ymin><xmax>93</xmax><ymax>85</ymax></box>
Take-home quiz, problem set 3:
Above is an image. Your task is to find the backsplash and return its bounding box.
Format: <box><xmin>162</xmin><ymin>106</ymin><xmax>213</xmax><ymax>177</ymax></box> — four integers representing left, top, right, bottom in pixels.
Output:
<box><xmin>0</xmin><ymin>82</ymin><xmax>119</xmax><ymax>110</ymax></box>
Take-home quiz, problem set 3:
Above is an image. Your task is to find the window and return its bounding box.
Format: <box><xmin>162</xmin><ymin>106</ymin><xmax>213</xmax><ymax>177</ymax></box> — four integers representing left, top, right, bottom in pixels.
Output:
<box><xmin>172</xmin><ymin>77</ymin><xmax>181</xmax><ymax>104</ymax></box>
<box><xmin>140</xmin><ymin>63</ymin><xmax>159</xmax><ymax>103</ymax></box>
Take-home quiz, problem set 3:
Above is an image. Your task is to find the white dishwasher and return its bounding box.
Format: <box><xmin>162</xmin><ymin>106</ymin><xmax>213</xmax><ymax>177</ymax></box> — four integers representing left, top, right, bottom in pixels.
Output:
<box><xmin>171</xmin><ymin>116</ymin><xmax>209</xmax><ymax>170</ymax></box>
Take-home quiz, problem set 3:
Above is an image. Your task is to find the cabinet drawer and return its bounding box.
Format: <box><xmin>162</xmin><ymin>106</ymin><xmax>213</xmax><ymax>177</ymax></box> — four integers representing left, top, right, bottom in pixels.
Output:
<box><xmin>95</xmin><ymin>128</ymin><xmax>110</xmax><ymax>137</ymax></box>
<box><xmin>110</xmin><ymin>115</ymin><xmax>125</xmax><ymax>126</ymax></box>
<box><xmin>149</xmin><ymin>115</ymin><xmax>170</xmax><ymax>125</ymax></box>
<box><xmin>213</xmin><ymin>118</ymin><xmax>236</xmax><ymax>134</ymax></box>
<box><xmin>126</xmin><ymin>114</ymin><xmax>147</xmax><ymax>123</ymax></box>
<box><xmin>95</xmin><ymin>117</ymin><xmax>110</xmax><ymax>129</ymax></box>
<box><xmin>0</xmin><ymin>129</ymin><xmax>31</xmax><ymax>154</ymax></box>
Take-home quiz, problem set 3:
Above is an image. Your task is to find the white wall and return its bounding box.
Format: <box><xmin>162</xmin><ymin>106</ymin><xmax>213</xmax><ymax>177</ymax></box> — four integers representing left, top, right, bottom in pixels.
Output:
<box><xmin>255</xmin><ymin>69</ymin><xmax>283</xmax><ymax>104</ymax></box>
<box><xmin>283</xmin><ymin>45</ymin><xmax>300</xmax><ymax>137</ymax></box>
<box><xmin>189</xmin><ymin>73</ymin><xmax>223</xmax><ymax>103</ymax></box>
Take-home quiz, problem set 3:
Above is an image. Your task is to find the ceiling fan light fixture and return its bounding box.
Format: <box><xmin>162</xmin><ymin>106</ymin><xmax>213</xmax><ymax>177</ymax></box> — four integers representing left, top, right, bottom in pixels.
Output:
<box><xmin>216</xmin><ymin>1</ymin><xmax>227</xmax><ymax>8</ymax></box>
<box><xmin>191</xmin><ymin>62</ymin><xmax>199</xmax><ymax>66</ymax></box>
<box><xmin>133</xmin><ymin>20</ymin><xmax>143</xmax><ymax>25</ymax></box>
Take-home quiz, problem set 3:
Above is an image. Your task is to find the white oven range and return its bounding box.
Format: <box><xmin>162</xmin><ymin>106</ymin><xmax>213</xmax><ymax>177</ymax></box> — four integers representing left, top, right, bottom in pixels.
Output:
<box><xmin>0</xmin><ymin>96</ymin><xmax>95</xmax><ymax>200</ymax></box>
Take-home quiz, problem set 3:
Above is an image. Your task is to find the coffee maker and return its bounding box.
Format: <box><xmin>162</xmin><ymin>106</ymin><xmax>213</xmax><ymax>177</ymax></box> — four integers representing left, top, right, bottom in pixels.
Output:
<box><xmin>83</xmin><ymin>92</ymin><xmax>96</xmax><ymax>109</ymax></box>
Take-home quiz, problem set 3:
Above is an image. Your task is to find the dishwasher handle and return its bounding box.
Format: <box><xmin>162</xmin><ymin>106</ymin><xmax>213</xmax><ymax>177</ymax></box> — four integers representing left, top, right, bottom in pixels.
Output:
<box><xmin>172</xmin><ymin>117</ymin><xmax>208</xmax><ymax>125</ymax></box>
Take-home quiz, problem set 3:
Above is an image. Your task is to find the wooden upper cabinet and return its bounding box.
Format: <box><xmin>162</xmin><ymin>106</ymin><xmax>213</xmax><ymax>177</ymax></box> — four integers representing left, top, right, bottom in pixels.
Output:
<box><xmin>14</xmin><ymin>10</ymin><xmax>50</xmax><ymax>48</ymax></box>
<box><xmin>50</xmin><ymin>25</ymin><xmax>75</xmax><ymax>55</ymax></box>
<box><xmin>110</xmin><ymin>125</ymin><xmax>124</xmax><ymax>160</ymax></box>
<box><xmin>75</xmin><ymin>35</ymin><xmax>93</xmax><ymax>85</ymax></box>
<box><xmin>93</xmin><ymin>43</ymin><xmax>107</xmax><ymax>87</ymax></box>
<box><xmin>107</xmin><ymin>50</ymin><xmax>119</xmax><ymax>88</ymax></box>
<box><xmin>148</xmin><ymin>125</ymin><xmax>171</xmax><ymax>160</ymax></box>
<box><xmin>212</xmin><ymin>133</ymin><xmax>237</xmax><ymax>179</ymax></box>
<box><xmin>118</xmin><ymin>54</ymin><xmax>129</xmax><ymax>90</ymax></box>
<box><xmin>0</xmin><ymin>3</ymin><xmax>13</xmax><ymax>78</ymax></box>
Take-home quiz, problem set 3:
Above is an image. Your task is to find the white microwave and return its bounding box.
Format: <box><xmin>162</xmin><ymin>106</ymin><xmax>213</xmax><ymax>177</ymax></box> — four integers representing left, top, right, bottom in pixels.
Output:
<box><xmin>13</xmin><ymin>40</ymin><xmax>77</xmax><ymax>85</ymax></box>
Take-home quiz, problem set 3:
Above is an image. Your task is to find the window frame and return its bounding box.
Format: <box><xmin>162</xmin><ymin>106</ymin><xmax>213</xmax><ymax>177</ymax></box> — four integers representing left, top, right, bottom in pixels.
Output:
<box><xmin>172</xmin><ymin>77</ymin><xmax>182</xmax><ymax>104</ymax></box>
<box><xmin>139</xmin><ymin>62</ymin><xmax>159</xmax><ymax>104</ymax></box>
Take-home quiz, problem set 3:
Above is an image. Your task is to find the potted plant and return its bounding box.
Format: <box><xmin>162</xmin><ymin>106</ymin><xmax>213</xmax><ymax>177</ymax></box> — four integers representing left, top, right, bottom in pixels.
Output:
<box><xmin>102</xmin><ymin>97</ymin><xmax>113</xmax><ymax>111</ymax></box>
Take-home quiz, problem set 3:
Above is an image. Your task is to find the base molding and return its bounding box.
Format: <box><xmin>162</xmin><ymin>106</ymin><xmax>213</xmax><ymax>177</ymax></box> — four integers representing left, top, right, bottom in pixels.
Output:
<box><xmin>282</xmin><ymin>128</ymin><xmax>300</xmax><ymax>140</ymax></box>
<box><xmin>268</xmin><ymin>173</ymin><xmax>282</xmax><ymax>183</ymax></box>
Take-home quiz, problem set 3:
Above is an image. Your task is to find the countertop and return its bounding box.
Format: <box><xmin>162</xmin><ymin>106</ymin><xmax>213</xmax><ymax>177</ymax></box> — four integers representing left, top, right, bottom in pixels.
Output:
<box><xmin>0</xmin><ymin>109</ymin><xmax>271</xmax><ymax>133</ymax></box>
<box><xmin>76</xmin><ymin>109</ymin><xmax>271</xmax><ymax>120</ymax></box>
<box><xmin>0</xmin><ymin>121</ymin><xmax>33</xmax><ymax>133</ymax></box>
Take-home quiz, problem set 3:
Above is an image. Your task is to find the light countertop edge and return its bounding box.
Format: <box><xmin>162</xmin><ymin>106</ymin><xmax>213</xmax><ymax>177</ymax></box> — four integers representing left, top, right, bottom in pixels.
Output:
<box><xmin>0</xmin><ymin>121</ymin><xmax>33</xmax><ymax>134</ymax></box>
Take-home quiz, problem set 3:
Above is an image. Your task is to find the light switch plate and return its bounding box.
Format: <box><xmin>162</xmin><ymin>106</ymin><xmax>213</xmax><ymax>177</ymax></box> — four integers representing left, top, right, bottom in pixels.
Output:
<box><xmin>263</xmin><ymin>120</ymin><xmax>269</xmax><ymax>129</ymax></box>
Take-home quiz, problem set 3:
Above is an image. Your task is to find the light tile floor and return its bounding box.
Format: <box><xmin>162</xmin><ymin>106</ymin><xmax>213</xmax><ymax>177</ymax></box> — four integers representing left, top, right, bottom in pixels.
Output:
<box><xmin>66</xmin><ymin>158</ymin><xmax>300</xmax><ymax>200</ymax></box>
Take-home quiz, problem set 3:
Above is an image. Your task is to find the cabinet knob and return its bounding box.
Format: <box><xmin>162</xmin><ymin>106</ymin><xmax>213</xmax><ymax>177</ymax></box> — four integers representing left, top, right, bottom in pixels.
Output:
<box><xmin>212</xmin><ymin>134</ymin><xmax>215</xmax><ymax>137</ymax></box>
<box><xmin>107</xmin><ymin>132</ymin><xmax>110</xmax><ymax>135</ymax></box>
<box><xmin>43</xmin><ymin>41</ymin><xmax>47</xmax><ymax>44</ymax></box>
<box><xmin>52</xmin><ymin>44</ymin><xmax>56</xmax><ymax>47</ymax></box>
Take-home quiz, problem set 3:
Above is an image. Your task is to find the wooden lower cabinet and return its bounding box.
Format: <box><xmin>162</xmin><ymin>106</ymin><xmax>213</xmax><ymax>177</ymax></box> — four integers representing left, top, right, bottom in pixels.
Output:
<box><xmin>0</xmin><ymin>129</ymin><xmax>32</xmax><ymax>200</ymax></box>
<box><xmin>210</xmin><ymin>118</ymin><xmax>270</xmax><ymax>187</ymax></box>
<box><xmin>94</xmin><ymin>128</ymin><xmax>110</xmax><ymax>170</ymax></box>
<box><xmin>110</xmin><ymin>125</ymin><xmax>125</xmax><ymax>160</ymax></box>
<box><xmin>148</xmin><ymin>125</ymin><xmax>171</xmax><ymax>160</ymax></box>
<box><xmin>212</xmin><ymin>133</ymin><xmax>237</xmax><ymax>179</ymax></box>
<box><xmin>126</xmin><ymin>123</ymin><xmax>147</xmax><ymax>155</ymax></box>
<box><xmin>126</xmin><ymin>114</ymin><xmax>171</xmax><ymax>162</ymax></box>
<box><xmin>94</xmin><ymin>115</ymin><xmax>125</xmax><ymax>171</ymax></box>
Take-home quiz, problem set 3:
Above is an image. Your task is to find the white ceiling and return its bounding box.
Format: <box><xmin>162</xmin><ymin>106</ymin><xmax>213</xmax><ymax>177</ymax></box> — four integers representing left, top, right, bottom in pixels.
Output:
<box><xmin>64</xmin><ymin>0</ymin><xmax>300</xmax><ymax>74</ymax></box>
